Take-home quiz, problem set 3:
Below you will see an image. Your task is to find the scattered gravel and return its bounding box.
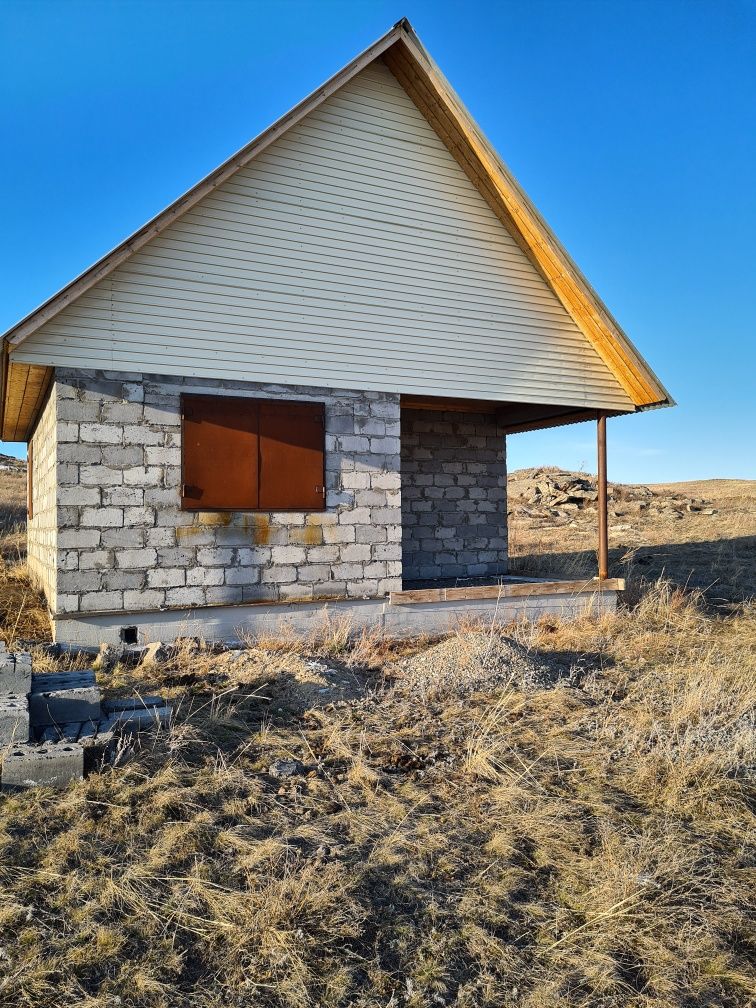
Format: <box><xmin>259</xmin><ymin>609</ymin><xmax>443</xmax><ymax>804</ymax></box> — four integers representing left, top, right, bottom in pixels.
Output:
<box><xmin>390</xmin><ymin>632</ymin><xmax>573</xmax><ymax>701</ymax></box>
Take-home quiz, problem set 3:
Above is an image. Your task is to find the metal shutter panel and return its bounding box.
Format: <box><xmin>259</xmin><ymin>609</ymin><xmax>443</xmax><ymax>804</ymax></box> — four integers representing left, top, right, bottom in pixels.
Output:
<box><xmin>258</xmin><ymin>400</ymin><xmax>325</xmax><ymax>510</ymax></box>
<box><xmin>181</xmin><ymin>395</ymin><xmax>258</xmax><ymax>509</ymax></box>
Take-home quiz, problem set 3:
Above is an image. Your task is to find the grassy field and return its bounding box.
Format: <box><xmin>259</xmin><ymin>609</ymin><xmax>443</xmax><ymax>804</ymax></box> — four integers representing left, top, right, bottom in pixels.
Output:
<box><xmin>0</xmin><ymin>470</ymin><xmax>753</xmax><ymax>1007</ymax></box>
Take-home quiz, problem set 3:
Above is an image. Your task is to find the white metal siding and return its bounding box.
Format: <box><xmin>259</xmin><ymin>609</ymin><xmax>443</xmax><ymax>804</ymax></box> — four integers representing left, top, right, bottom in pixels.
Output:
<box><xmin>14</xmin><ymin>62</ymin><xmax>634</xmax><ymax>410</ymax></box>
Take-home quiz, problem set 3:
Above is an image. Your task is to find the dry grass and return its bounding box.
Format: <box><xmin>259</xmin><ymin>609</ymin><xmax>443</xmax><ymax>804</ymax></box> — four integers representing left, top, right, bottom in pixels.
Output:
<box><xmin>508</xmin><ymin>472</ymin><xmax>756</xmax><ymax>607</ymax></box>
<box><xmin>0</xmin><ymin>477</ymin><xmax>754</xmax><ymax>1006</ymax></box>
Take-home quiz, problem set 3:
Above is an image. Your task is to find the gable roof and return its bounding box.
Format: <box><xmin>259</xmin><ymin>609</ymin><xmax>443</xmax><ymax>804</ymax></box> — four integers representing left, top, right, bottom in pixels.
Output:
<box><xmin>1</xmin><ymin>18</ymin><xmax>672</xmax><ymax>437</ymax></box>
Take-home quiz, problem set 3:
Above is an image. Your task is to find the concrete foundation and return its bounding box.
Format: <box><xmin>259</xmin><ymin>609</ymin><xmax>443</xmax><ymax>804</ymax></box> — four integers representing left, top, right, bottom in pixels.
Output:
<box><xmin>51</xmin><ymin>585</ymin><xmax>619</xmax><ymax>647</ymax></box>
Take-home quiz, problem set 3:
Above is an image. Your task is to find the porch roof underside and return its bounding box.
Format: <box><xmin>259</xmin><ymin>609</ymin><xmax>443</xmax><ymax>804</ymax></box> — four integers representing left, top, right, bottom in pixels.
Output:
<box><xmin>400</xmin><ymin>394</ymin><xmax>626</xmax><ymax>433</ymax></box>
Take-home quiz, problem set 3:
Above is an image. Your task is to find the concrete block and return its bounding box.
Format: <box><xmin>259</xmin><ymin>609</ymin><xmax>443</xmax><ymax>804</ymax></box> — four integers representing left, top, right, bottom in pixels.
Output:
<box><xmin>0</xmin><ymin>696</ymin><xmax>29</xmax><ymax>746</ymax></box>
<box><xmin>0</xmin><ymin>652</ymin><xmax>32</xmax><ymax>694</ymax></box>
<box><xmin>104</xmin><ymin>695</ymin><xmax>164</xmax><ymax>713</ymax></box>
<box><xmin>80</xmin><ymin>423</ymin><xmax>122</xmax><ymax>444</ymax></box>
<box><xmin>29</xmin><ymin>671</ymin><xmax>101</xmax><ymax>727</ymax></box>
<box><xmin>1</xmin><ymin>741</ymin><xmax>84</xmax><ymax>791</ymax></box>
<box><xmin>81</xmin><ymin>591</ymin><xmax>124</xmax><ymax>612</ymax></box>
<box><xmin>108</xmin><ymin>705</ymin><xmax>172</xmax><ymax>733</ymax></box>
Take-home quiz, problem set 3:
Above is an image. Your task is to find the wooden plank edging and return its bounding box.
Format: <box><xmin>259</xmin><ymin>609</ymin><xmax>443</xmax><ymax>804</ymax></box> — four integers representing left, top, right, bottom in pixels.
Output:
<box><xmin>389</xmin><ymin>577</ymin><xmax>625</xmax><ymax>606</ymax></box>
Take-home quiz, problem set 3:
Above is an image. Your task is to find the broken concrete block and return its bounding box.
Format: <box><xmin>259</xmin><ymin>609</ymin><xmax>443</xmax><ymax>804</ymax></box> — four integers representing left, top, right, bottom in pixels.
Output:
<box><xmin>0</xmin><ymin>652</ymin><xmax>32</xmax><ymax>695</ymax></box>
<box><xmin>38</xmin><ymin>722</ymin><xmax>93</xmax><ymax>744</ymax></box>
<box><xmin>0</xmin><ymin>695</ymin><xmax>29</xmax><ymax>747</ymax></box>
<box><xmin>138</xmin><ymin>642</ymin><xmax>168</xmax><ymax>665</ymax></box>
<box><xmin>29</xmin><ymin>681</ymin><xmax>101</xmax><ymax>728</ymax></box>
<box><xmin>104</xmin><ymin>695</ymin><xmax>164</xmax><ymax>713</ymax></box>
<box><xmin>1</xmin><ymin>741</ymin><xmax>84</xmax><ymax>791</ymax></box>
<box><xmin>76</xmin><ymin>717</ymin><xmax>119</xmax><ymax>747</ymax></box>
<box><xmin>108</xmin><ymin>705</ymin><xmax>172</xmax><ymax>733</ymax></box>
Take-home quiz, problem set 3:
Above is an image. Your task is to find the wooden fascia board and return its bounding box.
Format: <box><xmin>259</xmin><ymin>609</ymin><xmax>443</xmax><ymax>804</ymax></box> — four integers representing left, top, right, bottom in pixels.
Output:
<box><xmin>2</xmin><ymin>23</ymin><xmax>406</xmax><ymax>349</ymax></box>
<box><xmin>384</xmin><ymin>29</ymin><xmax>673</xmax><ymax>410</ymax></box>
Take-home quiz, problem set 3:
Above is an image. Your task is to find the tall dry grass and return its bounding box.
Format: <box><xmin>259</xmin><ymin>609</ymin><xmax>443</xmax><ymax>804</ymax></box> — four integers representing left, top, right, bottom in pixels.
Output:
<box><xmin>0</xmin><ymin>574</ymin><xmax>753</xmax><ymax>1007</ymax></box>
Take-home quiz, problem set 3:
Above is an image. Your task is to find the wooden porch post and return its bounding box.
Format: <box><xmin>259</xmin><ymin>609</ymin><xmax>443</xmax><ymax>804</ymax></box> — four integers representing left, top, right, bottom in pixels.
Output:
<box><xmin>597</xmin><ymin>412</ymin><xmax>608</xmax><ymax>580</ymax></box>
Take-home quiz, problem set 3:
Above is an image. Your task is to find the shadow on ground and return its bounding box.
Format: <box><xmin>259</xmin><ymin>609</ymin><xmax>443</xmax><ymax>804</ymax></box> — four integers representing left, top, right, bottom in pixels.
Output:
<box><xmin>513</xmin><ymin>534</ymin><xmax>756</xmax><ymax>608</ymax></box>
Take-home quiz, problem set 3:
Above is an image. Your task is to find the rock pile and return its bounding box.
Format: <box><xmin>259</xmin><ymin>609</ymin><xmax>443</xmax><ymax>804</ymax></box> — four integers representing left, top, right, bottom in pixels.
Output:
<box><xmin>0</xmin><ymin>644</ymin><xmax>171</xmax><ymax>790</ymax></box>
<box><xmin>508</xmin><ymin>468</ymin><xmax>717</xmax><ymax>523</ymax></box>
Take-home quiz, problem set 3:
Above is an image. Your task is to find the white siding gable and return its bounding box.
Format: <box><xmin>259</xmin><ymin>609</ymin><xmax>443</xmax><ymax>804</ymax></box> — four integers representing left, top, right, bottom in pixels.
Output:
<box><xmin>15</xmin><ymin>62</ymin><xmax>634</xmax><ymax>410</ymax></box>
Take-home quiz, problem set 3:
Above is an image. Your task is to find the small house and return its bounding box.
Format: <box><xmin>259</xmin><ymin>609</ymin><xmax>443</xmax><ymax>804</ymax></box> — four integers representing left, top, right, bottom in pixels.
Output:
<box><xmin>1</xmin><ymin>21</ymin><xmax>672</xmax><ymax>646</ymax></box>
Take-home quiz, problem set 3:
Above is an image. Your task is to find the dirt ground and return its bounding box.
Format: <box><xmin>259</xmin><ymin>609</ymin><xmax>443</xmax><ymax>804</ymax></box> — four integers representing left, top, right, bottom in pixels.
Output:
<box><xmin>507</xmin><ymin>468</ymin><xmax>756</xmax><ymax>608</ymax></box>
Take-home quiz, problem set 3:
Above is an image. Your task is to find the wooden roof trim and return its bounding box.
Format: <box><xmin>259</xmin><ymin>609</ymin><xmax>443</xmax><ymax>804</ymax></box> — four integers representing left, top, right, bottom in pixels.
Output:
<box><xmin>385</xmin><ymin>27</ymin><xmax>673</xmax><ymax>409</ymax></box>
<box><xmin>1</xmin><ymin>363</ymin><xmax>53</xmax><ymax>441</ymax></box>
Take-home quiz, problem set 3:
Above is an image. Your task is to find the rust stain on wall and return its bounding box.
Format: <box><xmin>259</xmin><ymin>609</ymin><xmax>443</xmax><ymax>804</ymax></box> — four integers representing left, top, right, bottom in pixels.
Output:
<box><xmin>197</xmin><ymin>512</ymin><xmax>233</xmax><ymax>528</ymax></box>
<box><xmin>175</xmin><ymin>512</ymin><xmax>275</xmax><ymax>544</ymax></box>
<box><xmin>246</xmin><ymin>513</ymin><xmax>271</xmax><ymax>545</ymax></box>
<box><xmin>290</xmin><ymin>524</ymin><xmax>323</xmax><ymax>545</ymax></box>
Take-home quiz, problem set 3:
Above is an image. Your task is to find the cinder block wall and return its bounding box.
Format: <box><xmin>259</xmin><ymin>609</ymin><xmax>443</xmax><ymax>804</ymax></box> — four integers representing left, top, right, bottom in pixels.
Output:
<box><xmin>401</xmin><ymin>409</ymin><xmax>508</xmax><ymax>582</ymax></box>
<box><xmin>27</xmin><ymin>386</ymin><xmax>58</xmax><ymax>609</ymax></box>
<box><xmin>53</xmin><ymin>369</ymin><xmax>402</xmax><ymax>615</ymax></box>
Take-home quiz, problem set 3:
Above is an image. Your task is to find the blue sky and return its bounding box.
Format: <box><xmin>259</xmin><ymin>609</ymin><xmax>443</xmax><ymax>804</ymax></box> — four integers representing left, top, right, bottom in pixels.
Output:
<box><xmin>1</xmin><ymin>0</ymin><xmax>754</xmax><ymax>482</ymax></box>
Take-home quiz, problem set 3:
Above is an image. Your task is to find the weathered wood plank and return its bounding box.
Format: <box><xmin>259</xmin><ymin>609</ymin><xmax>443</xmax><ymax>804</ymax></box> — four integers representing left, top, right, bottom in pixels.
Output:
<box><xmin>390</xmin><ymin>578</ymin><xmax>625</xmax><ymax>606</ymax></box>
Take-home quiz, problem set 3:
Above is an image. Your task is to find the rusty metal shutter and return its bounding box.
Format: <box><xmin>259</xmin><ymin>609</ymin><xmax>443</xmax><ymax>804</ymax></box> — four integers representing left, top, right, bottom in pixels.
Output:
<box><xmin>259</xmin><ymin>400</ymin><xmax>325</xmax><ymax>510</ymax></box>
<box><xmin>181</xmin><ymin>395</ymin><xmax>258</xmax><ymax>510</ymax></box>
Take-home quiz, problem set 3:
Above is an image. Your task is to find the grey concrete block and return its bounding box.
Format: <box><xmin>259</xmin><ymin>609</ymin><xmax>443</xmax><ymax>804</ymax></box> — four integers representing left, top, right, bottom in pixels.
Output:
<box><xmin>29</xmin><ymin>671</ymin><xmax>101</xmax><ymax>727</ymax></box>
<box><xmin>1</xmin><ymin>741</ymin><xmax>84</xmax><ymax>791</ymax></box>
<box><xmin>104</xmin><ymin>695</ymin><xmax>164</xmax><ymax>713</ymax></box>
<box><xmin>108</xmin><ymin>705</ymin><xmax>172</xmax><ymax>733</ymax></box>
<box><xmin>0</xmin><ymin>695</ymin><xmax>29</xmax><ymax>747</ymax></box>
<box><xmin>31</xmin><ymin>669</ymin><xmax>96</xmax><ymax>691</ymax></box>
<box><xmin>78</xmin><ymin>717</ymin><xmax>119</xmax><ymax>747</ymax></box>
<box><xmin>0</xmin><ymin>652</ymin><xmax>32</xmax><ymax>695</ymax></box>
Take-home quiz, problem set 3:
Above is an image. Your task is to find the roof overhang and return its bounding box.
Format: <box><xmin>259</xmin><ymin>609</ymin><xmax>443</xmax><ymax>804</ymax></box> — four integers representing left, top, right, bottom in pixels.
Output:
<box><xmin>1</xmin><ymin>18</ymin><xmax>673</xmax><ymax>441</ymax></box>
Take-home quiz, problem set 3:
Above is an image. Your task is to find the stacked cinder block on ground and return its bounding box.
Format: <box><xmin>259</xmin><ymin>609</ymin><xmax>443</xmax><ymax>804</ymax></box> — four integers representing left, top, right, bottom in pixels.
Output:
<box><xmin>0</xmin><ymin>645</ymin><xmax>172</xmax><ymax>790</ymax></box>
<box><xmin>0</xmin><ymin>646</ymin><xmax>31</xmax><ymax>753</ymax></box>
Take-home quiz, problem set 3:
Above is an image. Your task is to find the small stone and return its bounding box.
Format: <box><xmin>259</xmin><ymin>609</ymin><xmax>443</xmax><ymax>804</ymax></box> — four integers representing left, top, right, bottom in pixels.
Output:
<box><xmin>139</xmin><ymin>642</ymin><xmax>168</xmax><ymax>665</ymax></box>
<box><xmin>268</xmin><ymin>758</ymin><xmax>308</xmax><ymax>778</ymax></box>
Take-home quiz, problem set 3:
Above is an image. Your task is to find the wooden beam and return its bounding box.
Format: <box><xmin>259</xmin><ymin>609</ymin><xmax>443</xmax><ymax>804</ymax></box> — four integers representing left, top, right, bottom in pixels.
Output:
<box><xmin>597</xmin><ymin>414</ymin><xmax>609</xmax><ymax>580</ymax></box>
<box><xmin>401</xmin><ymin>395</ymin><xmax>498</xmax><ymax>413</ymax></box>
<box><xmin>390</xmin><ymin>577</ymin><xmax>625</xmax><ymax>605</ymax></box>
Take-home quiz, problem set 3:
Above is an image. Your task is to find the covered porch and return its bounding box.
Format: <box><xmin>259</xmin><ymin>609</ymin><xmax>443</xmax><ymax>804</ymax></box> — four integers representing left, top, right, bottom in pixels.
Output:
<box><xmin>398</xmin><ymin>393</ymin><xmax>617</xmax><ymax>600</ymax></box>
